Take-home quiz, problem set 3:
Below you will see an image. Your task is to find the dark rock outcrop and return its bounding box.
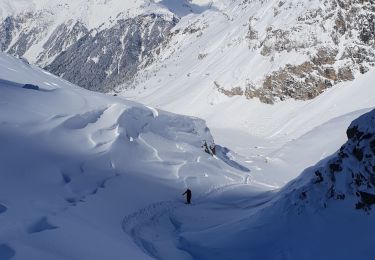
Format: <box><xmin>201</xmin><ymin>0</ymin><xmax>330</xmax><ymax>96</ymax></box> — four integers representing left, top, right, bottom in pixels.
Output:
<box><xmin>287</xmin><ymin>108</ymin><xmax>375</xmax><ymax>212</ymax></box>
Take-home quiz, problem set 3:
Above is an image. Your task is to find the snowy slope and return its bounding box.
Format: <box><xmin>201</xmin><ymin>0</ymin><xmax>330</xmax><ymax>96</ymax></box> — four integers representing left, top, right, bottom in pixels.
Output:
<box><xmin>129</xmin><ymin>65</ymin><xmax>375</xmax><ymax>187</ymax></box>
<box><xmin>128</xmin><ymin>0</ymin><xmax>374</xmax><ymax>102</ymax></box>
<box><xmin>0</xmin><ymin>52</ymin><xmax>254</xmax><ymax>259</ymax></box>
<box><xmin>1</xmin><ymin>0</ymin><xmax>375</xmax><ymax>258</ymax></box>
<box><xmin>179</xmin><ymin>108</ymin><xmax>375</xmax><ymax>260</ymax></box>
<box><xmin>1</xmin><ymin>47</ymin><xmax>375</xmax><ymax>260</ymax></box>
<box><xmin>117</xmin><ymin>0</ymin><xmax>375</xmax><ymax>174</ymax></box>
<box><xmin>1</xmin><ymin>0</ymin><xmax>374</xmax><ymax>147</ymax></box>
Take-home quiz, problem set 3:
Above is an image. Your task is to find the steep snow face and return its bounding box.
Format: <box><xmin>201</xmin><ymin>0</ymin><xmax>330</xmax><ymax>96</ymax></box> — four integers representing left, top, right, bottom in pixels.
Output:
<box><xmin>0</xmin><ymin>52</ymin><xmax>252</xmax><ymax>259</ymax></box>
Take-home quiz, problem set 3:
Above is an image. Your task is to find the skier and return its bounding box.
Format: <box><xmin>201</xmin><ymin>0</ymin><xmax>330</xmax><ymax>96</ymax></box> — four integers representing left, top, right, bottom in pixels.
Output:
<box><xmin>182</xmin><ymin>188</ymin><xmax>192</xmax><ymax>204</ymax></box>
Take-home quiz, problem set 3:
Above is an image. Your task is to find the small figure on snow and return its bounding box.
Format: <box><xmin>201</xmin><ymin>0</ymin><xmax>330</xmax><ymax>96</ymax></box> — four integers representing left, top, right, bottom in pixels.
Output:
<box><xmin>182</xmin><ymin>188</ymin><xmax>192</xmax><ymax>204</ymax></box>
<box><xmin>202</xmin><ymin>140</ymin><xmax>210</xmax><ymax>154</ymax></box>
<box><xmin>202</xmin><ymin>140</ymin><xmax>216</xmax><ymax>155</ymax></box>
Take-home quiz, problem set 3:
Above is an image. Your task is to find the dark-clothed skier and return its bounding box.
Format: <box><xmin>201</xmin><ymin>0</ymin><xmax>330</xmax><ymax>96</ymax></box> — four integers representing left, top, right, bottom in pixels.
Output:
<box><xmin>182</xmin><ymin>188</ymin><xmax>192</xmax><ymax>204</ymax></box>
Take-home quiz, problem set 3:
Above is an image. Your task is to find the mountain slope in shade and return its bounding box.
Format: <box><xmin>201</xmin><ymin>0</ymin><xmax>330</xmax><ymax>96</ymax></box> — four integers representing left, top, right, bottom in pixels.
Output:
<box><xmin>177</xmin><ymin>108</ymin><xmax>375</xmax><ymax>260</ymax></box>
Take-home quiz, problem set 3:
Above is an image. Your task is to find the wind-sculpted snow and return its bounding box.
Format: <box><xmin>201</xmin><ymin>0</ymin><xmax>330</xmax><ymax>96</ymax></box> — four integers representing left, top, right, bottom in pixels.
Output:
<box><xmin>0</xmin><ymin>52</ymin><xmax>253</xmax><ymax>259</ymax></box>
<box><xmin>62</xmin><ymin>108</ymin><xmax>107</xmax><ymax>130</ymax></box>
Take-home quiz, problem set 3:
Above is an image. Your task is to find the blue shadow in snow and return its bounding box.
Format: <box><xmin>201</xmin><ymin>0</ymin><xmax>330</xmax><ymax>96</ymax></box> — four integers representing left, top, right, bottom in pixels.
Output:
<box><xmin>216</xmin><ymin>145</ymin><xmax>250</xmax><ymax>172</ymax></box>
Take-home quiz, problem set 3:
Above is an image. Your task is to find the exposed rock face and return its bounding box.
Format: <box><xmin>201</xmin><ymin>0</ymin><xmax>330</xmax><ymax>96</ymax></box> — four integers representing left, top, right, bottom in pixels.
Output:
<box><xmin>45</xmin><ymin>14</ymin><xmax>177</xmax><ymax>92</ymax></box>
<box><xmin>243</xmin><ymin>0</ymin><xmax>375</xmax><ymax>103</ymax></box>
<box><xmin>288</xmin><ymin>108</ymin><xmax>375</xmax><ymax>213</ymax></box>
<box><xmin>209</xmin><ymin>0</ymin><xmax>375</xmax><ymax>103</ymax></box>
<box><xmin>37</xmin><ymin>20</ymin><xmax>89</xmax><ymax>67</ymax></box>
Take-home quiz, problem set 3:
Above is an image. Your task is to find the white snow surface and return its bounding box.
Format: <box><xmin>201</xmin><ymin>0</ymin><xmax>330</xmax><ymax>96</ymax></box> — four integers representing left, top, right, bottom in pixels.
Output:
<box><xmin>1</xmin><ymin>47</ymin><xmax>375</xmax><ymax>259</ymax></box>
<box><xmin>128</xmin><ymin>59</ymin><xmax>375</xmax><ymax>186</ymax></box>
<box><xmin>1</xmin><ymin>0</ymin><xmax>375</xmax><ymax>258</ymax></box>
<box><xmin>0</xmin><ymin>52</ymin><xmax>252</xmax><ymax>259</ymax></box>
<box><xmin>121</xmin><ymin>0</ymin><xmax>375</xmax><ymax>163</ymax></box>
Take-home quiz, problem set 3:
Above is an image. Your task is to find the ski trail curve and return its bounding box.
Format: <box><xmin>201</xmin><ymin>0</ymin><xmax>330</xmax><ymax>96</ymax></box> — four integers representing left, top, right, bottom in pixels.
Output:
<box><xmin>122</xmin><ymin>200</ymin><xmax>188</xmax><ymax>259</ymax></box>
<box><xmin>120</xmin><ymin>182</ymin><xmax>250</xmax><ymax>259</ymax></box>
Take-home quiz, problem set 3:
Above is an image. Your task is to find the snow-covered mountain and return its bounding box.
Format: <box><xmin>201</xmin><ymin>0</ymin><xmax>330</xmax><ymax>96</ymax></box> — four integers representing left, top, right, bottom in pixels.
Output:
<box><xmin>127</xmin><ymin>0</ymin><xmax>375</xmax><ymax>104</ymax></box>
<box><xmin>3</xmin><ymin>0</ymin><xmax>374</xmax><ymax>151</ymax></box>
<box><xmin>0</xmin><ymin>0</ymin><xmax>209</xmax><ymax>91</ymax></box>
<box><xmin>1</xmin><ymin>0</ymin><xmax>374</xmax><ymax>163</ymax></box>
<box><xmin>1</xmin><ymin>36</ymin><xmax>375</xmax><ymax>259</ymax></box>
<box><xmin>1</xmin><ymin>0</ymin><xmax>374</xmax><ymax>101</ymax></box>
<box><xmin>1</xmin><ymin>1</ymin><xmax>375</xmax><ymax>258</ymax></box>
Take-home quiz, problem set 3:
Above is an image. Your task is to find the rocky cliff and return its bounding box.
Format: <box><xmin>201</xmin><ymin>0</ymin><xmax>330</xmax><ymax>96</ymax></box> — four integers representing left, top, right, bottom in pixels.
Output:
<box><xmin>285</xmin><ymin>108</ymin><xmax>375</xmax><ymax>213</ymax></box>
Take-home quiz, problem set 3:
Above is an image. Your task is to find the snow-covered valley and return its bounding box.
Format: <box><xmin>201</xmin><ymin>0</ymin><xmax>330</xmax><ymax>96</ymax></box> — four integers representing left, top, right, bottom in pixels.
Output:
<box><xmin>1</xmin><ymin>0</ymin><xmax>375</xmax><ymax>259</ymax></box>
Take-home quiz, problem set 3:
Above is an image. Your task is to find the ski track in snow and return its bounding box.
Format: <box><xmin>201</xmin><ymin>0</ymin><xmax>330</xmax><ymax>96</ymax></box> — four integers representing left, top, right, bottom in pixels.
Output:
<box><xmin>121</xmin><ymin>181</ymin><xmax>268</xmax><ymax>259</ymax></box>
<box><xmin>122</xmin><ymin>200</ymin><xmax>182</xmax><ymax>259</ymax></box>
